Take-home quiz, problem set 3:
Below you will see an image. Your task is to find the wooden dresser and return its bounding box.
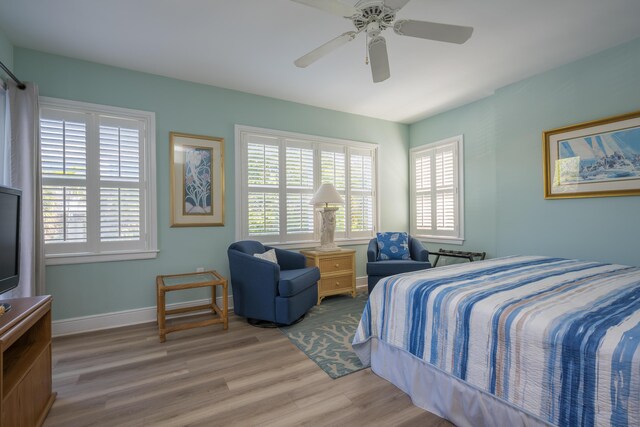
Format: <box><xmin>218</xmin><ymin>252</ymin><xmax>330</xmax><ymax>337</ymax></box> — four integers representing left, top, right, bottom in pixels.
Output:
<box><xmin>0</xmin><ymin>296</ymin><xmax>55</xmax><ymax>427</ymax></box>
<box><xmin>301</xmin><ymin>249</ymin><xmax>356</xmax><ymax>304</ymax></box>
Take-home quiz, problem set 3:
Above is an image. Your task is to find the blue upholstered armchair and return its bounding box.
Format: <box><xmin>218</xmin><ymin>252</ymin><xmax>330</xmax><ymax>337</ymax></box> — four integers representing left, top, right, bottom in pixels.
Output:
<box><xmin>366</xmin><ymin>235</ymin><xmax>431</xmax><ymax>293</ymax></box>
<box><xmin>227</xmin><ymin>241</ymin><xmax>320</xmax><ymax>325</ymax></box>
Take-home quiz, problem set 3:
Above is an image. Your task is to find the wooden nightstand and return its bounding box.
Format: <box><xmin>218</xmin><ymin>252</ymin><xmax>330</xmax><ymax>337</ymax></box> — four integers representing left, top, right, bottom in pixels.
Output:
<box><xmin>301</xmin><ymin>249</ymin><xmax>356</xmax><ymax>304</ymax></box>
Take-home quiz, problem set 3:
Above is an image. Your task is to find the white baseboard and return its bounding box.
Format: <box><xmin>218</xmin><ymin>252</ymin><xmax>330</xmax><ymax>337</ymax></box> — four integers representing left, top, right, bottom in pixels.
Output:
<box><xmin>356</xmin><ymin>276</ymin><xmax>368</xmax><ymax>289</ymax></box>
<box><xmin>52</xmin><ymin>295</ymin><xmax>233</xmax><ymax>337</ymax></box>
<box><xmin>53</xmin><ymin>278</ymin><xmax>369</xmax><ymax>337</ymax></box>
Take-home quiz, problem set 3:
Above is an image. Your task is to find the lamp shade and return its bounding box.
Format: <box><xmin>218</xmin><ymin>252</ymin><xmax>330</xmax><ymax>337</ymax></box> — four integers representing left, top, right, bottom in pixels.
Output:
<box><xmin>309</xmin><ymin>183</ymin><xmax>344</xmax><ymax>205</ymax></box>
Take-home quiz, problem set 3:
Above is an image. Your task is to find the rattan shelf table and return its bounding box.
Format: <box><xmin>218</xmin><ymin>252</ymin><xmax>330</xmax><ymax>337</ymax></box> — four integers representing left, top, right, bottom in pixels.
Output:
<box><xmin>156</xmin><ymin>270</ymin><xmax>228</xmax><ymax>342</ymax></box>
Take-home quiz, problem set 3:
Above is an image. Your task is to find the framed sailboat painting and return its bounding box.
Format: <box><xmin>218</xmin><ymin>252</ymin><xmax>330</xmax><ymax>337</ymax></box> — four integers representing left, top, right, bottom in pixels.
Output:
<box><xmin>543</xmin><ymin>110</ymin><xmax>640</xmax><ymax>199</ymax></box>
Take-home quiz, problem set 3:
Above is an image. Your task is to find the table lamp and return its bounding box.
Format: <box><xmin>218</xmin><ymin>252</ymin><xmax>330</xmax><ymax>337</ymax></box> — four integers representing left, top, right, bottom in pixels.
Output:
<box><xmin>310</xmin><ymin>183</ymin><xmax>344</xmax><ymax>251</ymax></box>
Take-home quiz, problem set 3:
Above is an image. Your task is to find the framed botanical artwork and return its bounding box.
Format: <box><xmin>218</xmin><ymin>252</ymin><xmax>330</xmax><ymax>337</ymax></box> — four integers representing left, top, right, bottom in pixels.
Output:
<box><xmin>543</xmin><ymin>110</ymin><xmax>640</xmax><ymax>199</ymax></box>
<box><xmin>170</xmin><ymin>132</ymin><xmax>224</xmax><ymax>226</ymax></box>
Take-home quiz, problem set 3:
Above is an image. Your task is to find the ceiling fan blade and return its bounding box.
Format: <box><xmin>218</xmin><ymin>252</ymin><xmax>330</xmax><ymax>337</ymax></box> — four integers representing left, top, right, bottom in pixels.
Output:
<box><xmin>368</xmin><ymin>36</ymin><xmax>390</xmax><ymax>83</ymax></box>
<box><xmin>290</xmin><ymin>0</ymin><xmax>359</xmax><ymax>17</ymax></box>
<box><xmin>384</xmin><ymin>0</ymin><xmax>411</xmax><ymax>11</ymax></box>
<box><xmin>394</xmin><ymin>19</ymin><xmax>474</xmax><ymax>44</ymax></box>
<box><xmin>295</xmin><ymin>31</ymin><xmax>358</xmax><ymax>68</ymax></box>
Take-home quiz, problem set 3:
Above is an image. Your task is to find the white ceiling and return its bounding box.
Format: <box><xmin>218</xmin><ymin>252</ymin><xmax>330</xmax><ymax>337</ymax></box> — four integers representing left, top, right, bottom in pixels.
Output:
<box><xmin>1</xmin><ymin>0</ymin><xmax>640</xmax><ymax>123</ymax></box>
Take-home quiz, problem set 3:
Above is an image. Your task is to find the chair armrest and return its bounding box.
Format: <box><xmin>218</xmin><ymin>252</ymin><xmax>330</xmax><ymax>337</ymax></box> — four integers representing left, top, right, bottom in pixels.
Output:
<box><xmin>267</xmin><ymin>246</ymin><xmax>306</xmax><ymax>270</ymax></box>
<box><xmin>367</xmin><ymin>238</ymin><xmax>378</xmax><ymax>262</ymax></box>
<box><xmin>409</xmin><ymin>237</ymin><xmax>428</xmax><ymax>262</ymax></box>
<box><xmin>228</xmin><ymin>250</ymin><xmax>280</xmax><ymax>295</ymax></box>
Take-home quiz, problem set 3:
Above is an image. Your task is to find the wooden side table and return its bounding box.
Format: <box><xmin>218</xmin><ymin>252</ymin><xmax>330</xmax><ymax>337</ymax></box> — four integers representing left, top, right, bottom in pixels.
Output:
<box><xmin>156</xmin><ymin>271</ymin><xmax>228</xmax><ymax>342</ymax></box>
<box><xmin>301</xmin><ymin>249</ymin><xmax>356</xmax><ymax>304</ymax></box>
<box><xmin>0</xmin><ymin>296</ymin><xmax>56</xmax><ymax>427</ymax></box>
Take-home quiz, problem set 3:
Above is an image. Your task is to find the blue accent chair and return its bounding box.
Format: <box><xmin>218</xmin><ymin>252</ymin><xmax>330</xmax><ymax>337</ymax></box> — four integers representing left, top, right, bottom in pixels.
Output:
<box><xmin>366</xmin><ymin>235</ymin><xmax>431</xmax><ymax>293</ymax></box>
<box><xmin>227</xmin><ymin>240</ymin><xmax>320</xmax><ymax>325</ymax></box>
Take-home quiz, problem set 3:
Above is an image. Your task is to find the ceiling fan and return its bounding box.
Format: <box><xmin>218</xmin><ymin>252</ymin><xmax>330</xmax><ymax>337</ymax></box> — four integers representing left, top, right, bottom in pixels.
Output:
<box><xmin>292</xmin><ymin>0</ymin><xmax>474</xmax><ymax>83</ymax></box>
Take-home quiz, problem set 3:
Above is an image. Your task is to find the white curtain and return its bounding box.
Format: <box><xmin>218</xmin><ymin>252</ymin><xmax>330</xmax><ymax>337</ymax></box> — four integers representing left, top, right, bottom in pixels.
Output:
<box><xmin>0</xmin><ymin>84</ymin><xmax>8</xmax><ymax>183</ymax></box>
<box><xmin>4</xmin><ymin>81</ymin><xmax>45</xmax><ymax>297</ymax></box>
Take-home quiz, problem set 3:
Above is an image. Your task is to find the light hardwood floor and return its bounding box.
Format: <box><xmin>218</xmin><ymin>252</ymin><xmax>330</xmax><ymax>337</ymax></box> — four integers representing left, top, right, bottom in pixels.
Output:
<box><xmin>45</xmin><ymin>312</ymin><xmax>453</xmax><ymax>427</ymax></box>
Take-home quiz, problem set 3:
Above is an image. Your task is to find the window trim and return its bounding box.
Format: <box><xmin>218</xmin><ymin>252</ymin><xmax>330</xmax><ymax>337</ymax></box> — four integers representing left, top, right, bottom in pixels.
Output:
<box><xmin>40</xmin><ymin>97</ymin><xmax>158</xmax><ymax>265</ymax></box>
<box><xmin>410</xmin><ymin>135</ymin><xmax>465</xmax><ymax>245</ymax></box>
<box><xmin>235</xmin><ymin>124</ymin><xmax>379</xmax><ymax>247</ymax></box>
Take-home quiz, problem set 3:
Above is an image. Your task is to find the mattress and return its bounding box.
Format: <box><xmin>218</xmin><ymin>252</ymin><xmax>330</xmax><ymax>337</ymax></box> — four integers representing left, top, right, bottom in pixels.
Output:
<box><xmin>352</xmin><ymin>256</ymin><xmax>640</xmax><ymax>427</ymax></box>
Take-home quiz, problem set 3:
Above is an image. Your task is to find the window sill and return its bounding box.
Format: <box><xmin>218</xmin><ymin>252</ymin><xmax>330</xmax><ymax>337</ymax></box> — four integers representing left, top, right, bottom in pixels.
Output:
<box><xmin>263</xmin><ymin>238</ymin><xmax>373</xmax><ymax>251</ymax></box>
<box><xmin>417</xmin><ymin>236</ymin><xmax>465</xmax><ymax>246</ymax></box>
<box><xmin>45</xmin><ymin>249</ymin><xmax>159</xmax><ymax>266</ymax></box>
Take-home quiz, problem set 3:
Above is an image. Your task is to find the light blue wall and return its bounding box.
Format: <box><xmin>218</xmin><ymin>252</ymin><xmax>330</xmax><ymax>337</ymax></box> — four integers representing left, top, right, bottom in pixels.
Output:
<box><xmin>13</xmin><ymin>48</ymin><xmax>409</xmax><ymax>321</ymax></box>
<box><xmin>410</xmin><ymin>37</ymin><xmax>640</xmax><ymax>267</ymax></box>
<box><xmin>0</xmin><ymin>26</ymin><xmax>13</xmax><ymax>73</ymax></box>
<box><xmin>494</xmin><ymin>38</ymin><xmax>640</xmax><ymax>264</ymax></box>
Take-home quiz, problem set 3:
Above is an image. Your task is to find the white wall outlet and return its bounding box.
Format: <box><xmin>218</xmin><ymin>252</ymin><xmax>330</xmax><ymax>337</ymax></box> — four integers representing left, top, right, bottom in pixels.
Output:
<box><xmin>196</xmin><ymin>267</ymin><xmax>205</xmax><ymax>273</ymax></box>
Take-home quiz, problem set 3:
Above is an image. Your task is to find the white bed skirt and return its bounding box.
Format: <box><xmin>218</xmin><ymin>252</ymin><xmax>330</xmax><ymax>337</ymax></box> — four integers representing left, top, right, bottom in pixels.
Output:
<box><xmin>356</xmin><ymin>338</ymin><xmax>554</xmax><ymax>427</ymax></box>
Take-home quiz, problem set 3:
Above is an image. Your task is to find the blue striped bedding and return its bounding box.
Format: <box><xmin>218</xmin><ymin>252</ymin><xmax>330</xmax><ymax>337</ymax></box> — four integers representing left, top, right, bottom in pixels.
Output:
<box><xmin>352</xmin><ymin>256</ymin><xmax>640</xmax><ymax>427</ymax></box>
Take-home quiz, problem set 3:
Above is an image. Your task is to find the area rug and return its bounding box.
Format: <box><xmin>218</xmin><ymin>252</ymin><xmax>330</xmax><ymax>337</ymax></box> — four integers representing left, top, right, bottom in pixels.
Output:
<box><xmin>279</xmin><ymin>292</ymin><xmax>368</xmax><ymax>379</ymax></box>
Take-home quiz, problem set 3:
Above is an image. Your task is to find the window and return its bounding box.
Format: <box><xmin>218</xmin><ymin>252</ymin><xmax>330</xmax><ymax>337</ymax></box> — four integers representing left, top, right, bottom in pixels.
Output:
<box><xmin>410</xmin><ymin>135</ymin><xmax>464</xmax><ymax>244</ymax></box>
<box><xmin>39</xmin><ymin>98</ymin><xmax>157</xmax><ymax>264</ymax></box>
<box><xmin>236</xmin><ymin>125</ymin><xmax>377</xmax><ymax>246</ymax></box>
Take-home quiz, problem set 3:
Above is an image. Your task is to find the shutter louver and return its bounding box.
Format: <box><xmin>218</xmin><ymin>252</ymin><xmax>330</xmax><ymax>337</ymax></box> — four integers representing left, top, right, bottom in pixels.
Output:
<box><xmin>98</xmin><ymin>119</ymin><xmax>144</xmax><ymax>247</ymax></box>
<box><xmin>42</xmin><ymin>185</ymin><xmax>87</xmax><ymax>242</ymax></box>
<box><xmin>100</xmin><ymin>188</ymin><xmax>141</xmax><ymax>241</ymax></box>
<box><xmin>100</xmin><ymin>125</ymin><xmax>140</xmax><ymax>180</ymax></box>
<box><xmin>435</xmin><ymin>147</ymin><xmax>456</xmax><ymax>232</ymax></box>
<box><xmin>248</xmin><ymin>192</ymin><xmax>280</xmax><ymax>235</ymax></box>
<box><xmin>248</xmin><ymin>142</ymin><xmax>279</xmax><ymax>188</ymax></box>
<box><xmin>415</xmin><ymin>155</ymin><xmax>432</xmax><ymax>231</ymax></box>
<box><xmin>285</xmin><ymin>145</ymin><xmax>314</xmax><ymax>237</ymax></box>
<box><xmin>41</xmin><ymin>118</ymin><xmax>87</xmax><ymax>177</ymax></box>
<box><xmin>40</xmin><ymin>110</ymin><xmax>89</xmax><ymax>245</ymax></box>
<box><xmin>321</xmin><ymin>150</ymin><xmax>346</xmax><ymax>233</ymax></box>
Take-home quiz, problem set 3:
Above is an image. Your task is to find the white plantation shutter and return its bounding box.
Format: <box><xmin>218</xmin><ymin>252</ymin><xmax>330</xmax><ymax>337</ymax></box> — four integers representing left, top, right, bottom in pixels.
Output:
<box><xmin>320</xmin><ymin>147</ymin><xmax>346</xmax><ymax>235</ymax></box>
<box><xmin>410</xmin><ymin>136</ymin><xmax>464</xmax><ymax>243</ymax></box>
<box><xmin>349</xmin><ymin>149</ymin><xmax>374</xmax><ymax>237</ymax></box>
<box><xmin>246</xmin><ymin>135</ymin><xmax>280</xmax><ymax>238</ymax></box>
<box><xmin>285</xmin><ymin>142</ymin><xmax>314</xmax><ymax>239</ymax></box>
<box><xmin>237</xmin><ymin>126</ymin><xmax>377</xmax><ymax>245</ymax></box>
<box><xmin>40</xmin><ymin>109</ymin><xmax>90</xmax><ymax>253</ymax></box>
<box><xmin>40</xmin><ymin>98</ymin><xmax>156</xmax><ymax>263</ymax></box>
<box><xmin>98</xmin><ymin>117</ymin><xmax>145</xmax><ymax>249</ymax></box>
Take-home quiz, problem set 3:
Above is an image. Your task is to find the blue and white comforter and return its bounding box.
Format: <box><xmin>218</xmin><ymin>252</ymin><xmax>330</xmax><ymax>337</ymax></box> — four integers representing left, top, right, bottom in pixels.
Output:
<box><xmin>352</xmin><ymin>256</ymin><xmax>640</xmax><ymax>427</ymax></box>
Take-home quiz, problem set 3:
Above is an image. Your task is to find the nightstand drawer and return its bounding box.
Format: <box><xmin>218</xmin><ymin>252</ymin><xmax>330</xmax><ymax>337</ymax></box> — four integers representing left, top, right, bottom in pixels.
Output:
<box><xmin>319</xmin><ymin>255</ymin><xmax>353</xmax><ymax>273</ymax></box>
<box><xmin>320</xmin><ymin>273</ymin><xmax>353</xmax><ymax>291</ymax></box>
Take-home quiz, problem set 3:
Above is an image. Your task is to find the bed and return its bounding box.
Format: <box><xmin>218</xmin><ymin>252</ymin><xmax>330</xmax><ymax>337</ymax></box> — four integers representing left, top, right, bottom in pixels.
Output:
<box><xmin>352</xmin><ymin>256</ymin><xmax>640</xmax><ymax>427</ymax></box>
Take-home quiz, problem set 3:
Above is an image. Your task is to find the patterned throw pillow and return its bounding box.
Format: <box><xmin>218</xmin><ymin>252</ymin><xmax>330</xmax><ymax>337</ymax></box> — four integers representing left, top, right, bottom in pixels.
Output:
<box><xmin>254</xmin><ymin>248</ymin><xmax>278</xmax><ymax>264</ymax></box>
<box><xmin>376</xmin><ymin>232</ymin><xmax>410</xmax><ymax>260</ymax></box>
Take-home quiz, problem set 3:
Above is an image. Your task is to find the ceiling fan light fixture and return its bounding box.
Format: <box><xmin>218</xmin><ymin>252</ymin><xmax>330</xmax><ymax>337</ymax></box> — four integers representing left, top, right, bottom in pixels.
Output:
<box><xmin>290</xmin><ymin>0</ymin><xmax>474</xmax><ymax>82</ymax></box>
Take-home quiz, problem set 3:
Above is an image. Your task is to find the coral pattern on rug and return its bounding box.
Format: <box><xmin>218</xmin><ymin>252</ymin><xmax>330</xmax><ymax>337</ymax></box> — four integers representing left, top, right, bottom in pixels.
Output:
<box><xmin>279</xmin><ymin>292</ymin><xmax>368</xmax><ymax>379</ymax></box>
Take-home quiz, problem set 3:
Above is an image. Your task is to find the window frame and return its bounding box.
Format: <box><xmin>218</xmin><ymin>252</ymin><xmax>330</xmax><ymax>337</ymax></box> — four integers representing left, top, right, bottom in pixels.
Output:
<box><xmin>235</xmin><ymin>125</ymin><xmax>379</xmax><ymax>248</ymax></box>
<box><xmin>410</xmin><ymin>135</ymin><xmax>465</xmax><ymax>245</ymax></box>
<box><xmin>39</xmin><ymin>97</ymin><xmax>158</xmax><ymax>265</ymax></box>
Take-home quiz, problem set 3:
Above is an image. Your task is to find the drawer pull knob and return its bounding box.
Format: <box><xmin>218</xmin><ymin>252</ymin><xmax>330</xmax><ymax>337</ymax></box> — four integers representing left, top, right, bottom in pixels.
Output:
<box><xmin>334</xmin><ymin>263</ymin><xmax>340</xmax><ymax>268</ymax></box>
<box><xmin>336</xmin><ymin>282</ymin><xmax>340</xmax><ymax>286</ymax></box>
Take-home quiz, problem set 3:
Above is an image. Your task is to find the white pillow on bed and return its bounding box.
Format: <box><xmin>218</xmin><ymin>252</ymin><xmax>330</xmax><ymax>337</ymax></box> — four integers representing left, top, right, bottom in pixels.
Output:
<box><xmin>254</xmin><ymin>249</ymin><xmax>278</xmax><ymax>264</ymax></box>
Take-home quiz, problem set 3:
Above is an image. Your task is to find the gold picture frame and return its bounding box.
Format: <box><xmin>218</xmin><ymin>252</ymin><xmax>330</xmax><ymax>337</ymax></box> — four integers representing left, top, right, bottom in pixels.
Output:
<box><xmin>170</xmin><ymin>132</ymin><xmax>224</xmax><ymax>226</ymax></box>
<box><xmin>543</xmin><ymin>110</ymin><xmax>640</xmax><ymax>199</ymax></box>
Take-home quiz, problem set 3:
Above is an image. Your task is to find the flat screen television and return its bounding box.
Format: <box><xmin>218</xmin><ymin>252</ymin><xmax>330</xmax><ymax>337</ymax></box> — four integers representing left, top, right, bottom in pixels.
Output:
<box><xmin>0</xmin><ymin>185</ymin><xmax>21</xmax><ymax>313</ymax></box>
